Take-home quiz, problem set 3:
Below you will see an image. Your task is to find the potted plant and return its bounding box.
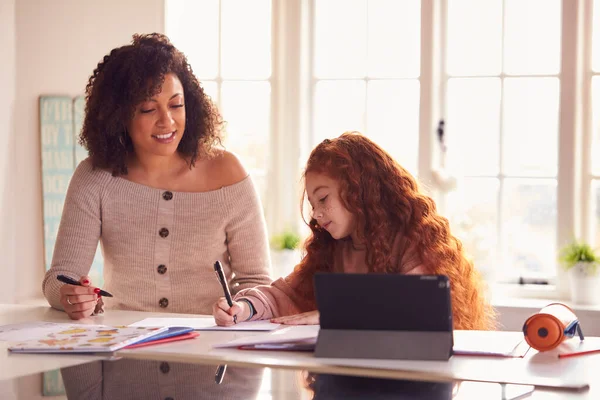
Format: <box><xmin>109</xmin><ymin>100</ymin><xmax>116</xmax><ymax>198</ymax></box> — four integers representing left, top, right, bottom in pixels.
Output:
<box><xmin>559</xmin><ymin>240</ymin><xmax>600</xmax><ymax>305</ymax></box>
<box><xmin>270</xmin><ymin>231</ymin><xmax>302</xmax><ymax>278</ymax></box>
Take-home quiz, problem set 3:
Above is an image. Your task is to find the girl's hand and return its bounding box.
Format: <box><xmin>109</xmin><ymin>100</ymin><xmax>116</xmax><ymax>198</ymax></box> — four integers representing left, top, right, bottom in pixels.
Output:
<box><xmin>212</xmin><ymin>298</ymin><xmax>248</xmax><ymax>326</ymax></box>
<box><xmin>271</xmin><ymin>310</ymin><xmax>320</xmax><ymax>325</ymax></box>
<box><xmin>59</xmin><ymin>275</ymin><xmax>99</xmax><ymax>320</ymax></box>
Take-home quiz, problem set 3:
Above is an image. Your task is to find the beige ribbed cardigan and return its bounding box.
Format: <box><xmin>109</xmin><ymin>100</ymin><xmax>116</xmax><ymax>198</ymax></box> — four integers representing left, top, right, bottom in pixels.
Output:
<box><xmin>42</xmin><ymin>158</ymin><xmax>272</xmax><ymax>315</ymax></box>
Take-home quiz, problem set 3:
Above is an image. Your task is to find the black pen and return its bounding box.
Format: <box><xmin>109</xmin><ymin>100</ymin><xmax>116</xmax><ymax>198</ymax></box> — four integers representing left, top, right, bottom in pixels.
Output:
<box><xmin>214</xmin><ymin>261</ymin><xmax>236</xmax><ymax>324</ymax></box>
<box><xmin>57</xmin><ymin>275</ymin><xmax>113</xmax><ymax>297</ymax></box>
<box><xmin>214</xmin><ymin>364</ymin><xmax>227</xmax><ymax>384</ymax></box>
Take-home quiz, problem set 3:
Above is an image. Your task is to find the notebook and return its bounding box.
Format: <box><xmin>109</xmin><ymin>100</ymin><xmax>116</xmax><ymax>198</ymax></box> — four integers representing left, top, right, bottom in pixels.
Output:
<box><xmin>7</xmin><ymin>324</ymin><xmax>168</xmax><ymax>353</ymax></box>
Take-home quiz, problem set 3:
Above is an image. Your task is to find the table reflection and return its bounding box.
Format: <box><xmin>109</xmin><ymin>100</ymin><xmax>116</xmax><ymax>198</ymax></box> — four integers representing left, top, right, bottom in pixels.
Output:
<box><xmin>305</xmin><ymin>372</ymin><xmax>454</xmax><ymax>399</ymax></box>
<box><xmin>60</xmin><ymin>359</ymin><xmax>264</xmax><ymax>400</ymax></box>
<box><xmin>59</xmin><ymin>359</ymin><xmax>532</xmax><ymax>400</ymax></box>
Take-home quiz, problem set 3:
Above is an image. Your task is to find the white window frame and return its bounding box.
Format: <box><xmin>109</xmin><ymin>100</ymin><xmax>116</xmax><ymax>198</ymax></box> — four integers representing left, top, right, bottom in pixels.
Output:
<box><xmin>302</xmin><ymin>0</ymin><xmax>595</xmax><ymax>298</ymax></box>
<box><xmin>582</xmin><ymin>0</ymin><xmax>598</xmax><ymax>250</ymax></box>
<box><xmin>439</xmin><ymin>0</ymin><xmax>562</xmax><ymax>287</ymax></box>
<box><xmin>166</xmin><ymin>0</ymin><xmax>598</xmax><ymax>299</ymax></box>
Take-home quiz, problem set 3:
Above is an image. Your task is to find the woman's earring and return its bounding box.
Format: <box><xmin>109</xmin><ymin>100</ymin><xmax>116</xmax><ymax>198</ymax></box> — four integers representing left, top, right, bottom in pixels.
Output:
<box><xmin>119</xmin><ymin>132</ymin><xmax>127</xmax><ymax>148</ymax></box>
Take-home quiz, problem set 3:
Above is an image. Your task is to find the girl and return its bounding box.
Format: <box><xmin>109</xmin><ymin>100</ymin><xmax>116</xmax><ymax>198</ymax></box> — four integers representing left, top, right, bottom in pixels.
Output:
<box><xmin>213</xmin><ymin>132</ymin><xmax>494</xmax><ymax>330</ymax></box>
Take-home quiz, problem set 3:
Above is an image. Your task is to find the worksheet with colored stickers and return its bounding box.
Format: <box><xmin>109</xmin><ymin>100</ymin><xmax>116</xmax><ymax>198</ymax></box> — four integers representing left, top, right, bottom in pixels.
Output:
<box><xmin>7</xmin><ymin>324</ymin><xmax>167</xmax><ymax>353</ymax></box>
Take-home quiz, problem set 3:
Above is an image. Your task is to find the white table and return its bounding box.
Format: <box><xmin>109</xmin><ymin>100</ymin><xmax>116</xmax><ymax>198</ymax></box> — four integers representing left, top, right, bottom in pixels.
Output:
<box><xmin>0</xmin><ymin>303</ymin><xmax>598</xmax><ymax>399</ymax></box>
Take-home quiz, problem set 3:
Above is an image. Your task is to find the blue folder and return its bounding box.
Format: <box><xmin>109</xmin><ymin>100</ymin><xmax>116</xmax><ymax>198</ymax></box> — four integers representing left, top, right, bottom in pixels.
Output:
<box><xmin>134</xmin><ymin>326</ymin><xmax>194</xmax><ymax>345</ymax></box>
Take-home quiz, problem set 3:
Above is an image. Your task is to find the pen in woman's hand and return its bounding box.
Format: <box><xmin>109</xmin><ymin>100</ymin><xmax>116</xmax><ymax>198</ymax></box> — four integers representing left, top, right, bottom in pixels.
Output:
<box><xmin>57</xmin><ymin>275</ymin><xmax>113</xmax><ymax>297</ymax></box>
<box><xmin>214</xmin><ymin>261</ymin><xmax>237</xmax><ymax>324</ymax></box>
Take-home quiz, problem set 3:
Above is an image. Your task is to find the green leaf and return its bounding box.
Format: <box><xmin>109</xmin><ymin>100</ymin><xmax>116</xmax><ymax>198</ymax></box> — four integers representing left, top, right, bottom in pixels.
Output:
<box><xmin>270</xmin><ymin>231</ymin><xmax>301</xmax><ymax>250</ymax></box>
<box><xmin>558</xmin><ymin>240</ymin><xmax>599</xmax><ymax>272</ymax></box>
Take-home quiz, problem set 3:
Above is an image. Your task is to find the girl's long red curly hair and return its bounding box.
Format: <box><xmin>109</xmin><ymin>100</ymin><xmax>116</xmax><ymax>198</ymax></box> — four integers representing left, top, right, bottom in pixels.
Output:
<box><xmin>290</xmin><ymin>132</ymin><xmax>495</xmax><ymax>330</ymax></box>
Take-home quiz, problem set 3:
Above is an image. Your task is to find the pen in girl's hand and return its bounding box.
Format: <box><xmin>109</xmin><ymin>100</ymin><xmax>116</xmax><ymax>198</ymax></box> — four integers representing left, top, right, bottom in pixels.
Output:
<box><xmin>214</xmin><ymin>364</ymin><xmax>227</xmax><ymax>384</ymax></box>
<box><xmin>56</xmin><ymin>275</ymin><xmax>113</xmax><ymax>297</ymax></box>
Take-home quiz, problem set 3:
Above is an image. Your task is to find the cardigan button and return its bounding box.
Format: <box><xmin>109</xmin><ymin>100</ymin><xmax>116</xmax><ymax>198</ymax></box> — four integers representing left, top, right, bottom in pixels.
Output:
<box><xmin>159</xmin><ymin>228</ymin><xmax>169</xmax><ymax>238</ymax></box>
<box><xmin>159</xmin><ymin>362</ymin><xmax>170</xmax><ymax>374</ymax></box>
<box><xmin>159</xmin><ymin>298</ymin><xmax>169</xmax><ymax>308</ymax></box>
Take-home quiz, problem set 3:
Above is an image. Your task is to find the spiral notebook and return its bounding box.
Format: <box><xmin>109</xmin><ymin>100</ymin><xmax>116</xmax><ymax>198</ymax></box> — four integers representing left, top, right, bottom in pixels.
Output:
<box><xmin>7</xmin><ymin>324</ymin><xmax>168</xmax><ymax>353</ymax></box>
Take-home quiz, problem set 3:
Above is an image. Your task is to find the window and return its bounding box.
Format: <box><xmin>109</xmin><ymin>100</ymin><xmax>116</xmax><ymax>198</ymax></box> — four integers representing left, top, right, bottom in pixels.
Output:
<box><xmin>592</xmin><ymin>0</ymin><xmax>600</xmax><ymax>249</ymax></box>
<box><xmin>311</xmin><ymin>0</ymin><xmax>421</xmax><ymax>175</ymax></box>
<box><xmin>167</xmin><ymin>0</ymin><xmax>597</xmax><ymax>291</ymax></box>
<box><xmin>166</xmin><ymin>0</ymin><xmax>272</xmax><ymax>202</ymax></box>
<box><xmin>444</xmin><ymin>0</ymin><xmax>562</xmax><ymax>282</ymax></box>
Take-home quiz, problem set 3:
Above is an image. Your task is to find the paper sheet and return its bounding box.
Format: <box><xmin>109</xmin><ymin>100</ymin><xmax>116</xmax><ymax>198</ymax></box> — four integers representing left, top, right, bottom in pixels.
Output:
<box><xmin>453</xmin><ymin>330</ymin><xmax>529</xmax><ymax>357</ymax></box>
<box><xmin>556</xmin><ymin>336</ymin><xmax>600</xmax><ymax>357</ymax></box>
<box><xmin>129</xmin><ymin>317</ymin><xmax>280</xmax><ymax>331</ymax></box>
<box><xmin>213</xmin><ymin>325</ymin><xmax>319</xmax><ymax>348</ymax></box>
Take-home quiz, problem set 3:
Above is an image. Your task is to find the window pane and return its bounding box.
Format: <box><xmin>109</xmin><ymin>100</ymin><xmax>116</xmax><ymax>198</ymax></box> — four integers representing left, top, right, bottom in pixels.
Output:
<box><xmin>315</xmin><ymin>0</ymin><xmax>367</xmax><ymax>78</ymax></box>
<box><xmin>200</xmin><ymin>81</ymin><xmax>219</xmax><ymax>106</ymax></box>
<box><xmin>503</xmin><ymin>78</ymin><xmax>559</xmax><ymax>177</ymax></box>
<box><xmin>446</xmin><ymin>78</ymin><xmax>501</xmax><ymax>176</ymax></box>
<box><xmin>221</xmin><ymin>0</ymin><xmax>271</xmax><ymax>79</ymax></box>
<box><xmin>367</xmin><ymin>0</ymin><xmax>420</xmax><ymax>78</ymax></box>
<box><xmin>594</xmin><ymin>180</ymin><xmax>600</xmax><ymax>248</ymax></box>
<box><xmin>593</xmin><ymin>77</ymin><xmax>600</xmax><ymax>174</ymax></box>
<box><xmin>166</xmin><ymin>0</ymin><xmax>219</xmax><ymax>79</ymax></box>
<box><xmin>314</xmin><ymin>80</ymin><xmax>366</xmax><ymax>145</ymax></box>
<box><xmin>366</xmin><ymin>80</ymin><xmax>420</xmax><ymax>174</ymax></box>
<box><xmin>594</xmin><ymin>0</ymin><xmax>600</xmax><ymax>72</ymax></box>
<box><xmin>446</xmin><ymin>178</ymin><xmax>499</xmax><ymax>281</ymax></box>
<box><xmin>221</xmin><ymin>81</ymin><xmax>271</xmax><ymax>176</ymax></box>
<box><xmin>504</xmin><ymin>0</ymin><xmax>561</xmax><ymax>75</ymax></box>
<box><xmin>502</xmin><ymin>179</ymin><xmax>557</xmax><ymax>279</ymax></box>
<box><xmin>447</xmin><ymin>0</ymin><xmax>502</xmax><ymax>76</ymax></box>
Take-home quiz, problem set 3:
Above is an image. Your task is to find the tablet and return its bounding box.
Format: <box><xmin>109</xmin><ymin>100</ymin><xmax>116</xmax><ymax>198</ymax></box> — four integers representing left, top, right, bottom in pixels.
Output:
<box><xmin>314</xmin><ymin>273</ymin><xmax>453</xmax><ymax>332</ymax></box>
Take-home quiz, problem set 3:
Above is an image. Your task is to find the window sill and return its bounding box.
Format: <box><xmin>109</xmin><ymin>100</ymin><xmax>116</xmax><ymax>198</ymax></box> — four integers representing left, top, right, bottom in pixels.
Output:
<box><xmin>489</xmin><ymin>283</ymin><xmax>600</xmax><ymax>312</ymax></box>
<box><xmin>490</xmin><ymin>282</ymin><xmax>562</xmax><ymax>303</ymax></box>
<box><xmin>490</xmin><ymin>284</ymin><xmax>600</xmax><ymax>334</ymax></box>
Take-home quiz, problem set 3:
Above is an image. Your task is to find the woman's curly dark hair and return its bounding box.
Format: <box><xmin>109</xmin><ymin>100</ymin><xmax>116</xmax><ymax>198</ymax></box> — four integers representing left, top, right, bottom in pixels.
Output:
<box><xmin>288</xmin><ymin>132</ymin><xmax>495</xmax><ymax>330</ymax></box>
<box><xmin>80</xmin><ymin>33</ymin><xmax>223</xmax><ymax>175</ymax></box>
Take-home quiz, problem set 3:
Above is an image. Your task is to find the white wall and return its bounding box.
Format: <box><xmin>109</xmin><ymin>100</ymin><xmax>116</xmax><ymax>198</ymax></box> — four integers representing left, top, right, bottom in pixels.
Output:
<box><xmin>14</xmin><ymin>0</ymin><xmax>165</xmax><ymax>303</ymax></box>
<box><xmin>0</xmin><ymin>0</ymin><xmax>17</xmax><ymax>305</ymax></box>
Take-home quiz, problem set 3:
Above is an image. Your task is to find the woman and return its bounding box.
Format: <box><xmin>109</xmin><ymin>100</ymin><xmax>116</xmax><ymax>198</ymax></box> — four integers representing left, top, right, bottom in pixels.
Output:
<box><xmin>43</xmin><ymin>33</ymin><xmax>271</xmax><ymax>319</ymax></box>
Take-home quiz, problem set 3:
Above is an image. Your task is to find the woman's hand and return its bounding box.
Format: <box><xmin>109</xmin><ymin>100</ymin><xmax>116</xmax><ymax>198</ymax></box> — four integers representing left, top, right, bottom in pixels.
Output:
<box><xmin>213</xmin><ymin>298</ymin><xmax>249</xmax><ymax>326</ymax></box>
<box><xmin>271</xmin><ymin>310</ymin><xmax>320</xmax><ymax>325</ymax></box>
<box><xmin>59</xmin><ymin>275</ymin><xmax>99</xmax><ymax>320</ymax></box>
